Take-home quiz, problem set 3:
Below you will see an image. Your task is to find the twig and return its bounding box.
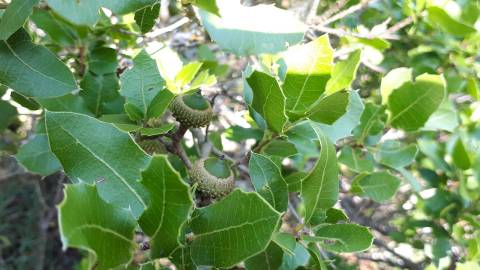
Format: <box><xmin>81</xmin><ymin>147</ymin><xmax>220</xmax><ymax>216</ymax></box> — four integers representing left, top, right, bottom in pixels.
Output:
<box><xmin>288</xmin><ymin>203</ymin><xmax>337</xmax><ymax>269</ymax></box>
<box><xmin>319</xmin><ymin>0</ymin><xmax>374</xmax><ymax>26</ymax></box>
<box><xmin>373</xmin><ymin>239</ymin><xmax>421</xmax><ymax>270</ymax></box>
<box><xmin>305</xmin><ymin>0</ymin><xmax>321</xmax><ymax>23</ymax></box>
<box><xmin>288</xmin><ymin>202</ymin><xmax>303</xmax><ymax>224</ymax></box>
<box><xmin>314</xmin><ymin>25</ymin><xmax>374</xmax><ymax>39</ymax></box>
<box><xmin>356</xmin><ymin>254</ymin><xmax>407</xmax><ymax>269</ymax></box>
<box><xmin>158</xmin><ymin>125</ymin><xmax>192</xmax><ymax>169</ymax></box>
<box><xmin>316</xmin><ymin>0</ymin><xmax>349</xmax><ymax>23</ymax></box>
<box><xmin>313</xmin><ymin>15</ymin><xmax>414</xmax><ymax>41</ymax></box>
<box><xmin>145</xmin><ymin>17</ymin><xmax>190</xmax><ymax>38</ymax></box>
<box><xmin>385</xmin><ymin>16</ymin><xmax>414</xmax><ymax>35</ymax></box>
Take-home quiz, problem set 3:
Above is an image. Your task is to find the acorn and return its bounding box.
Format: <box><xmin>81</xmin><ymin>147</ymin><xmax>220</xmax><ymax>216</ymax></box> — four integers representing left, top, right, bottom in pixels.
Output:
<box><xmin>189</xmin><ymin>157</ymin><xmax>235</xmax><ymax>197</ymax></box>
<box><xmin>170</xmin><ymin>92</ymin><xmax>213</xmax><ymax>128</ymax></box>
<box><xmin>137</xmin><ymin>139</ymin><xmax>165</xmax><ymax>155</ymax></box>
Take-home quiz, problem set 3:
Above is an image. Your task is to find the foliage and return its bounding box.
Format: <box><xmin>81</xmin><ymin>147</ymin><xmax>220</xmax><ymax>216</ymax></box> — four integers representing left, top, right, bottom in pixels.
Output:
<box><xmin>0</xmin><ymin>0</ymin><xmax>479</xmax><ymax>269</ymax></box>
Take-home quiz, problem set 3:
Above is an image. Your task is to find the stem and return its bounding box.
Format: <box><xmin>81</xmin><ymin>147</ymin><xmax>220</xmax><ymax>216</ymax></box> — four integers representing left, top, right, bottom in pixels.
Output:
<box><xmin>319</xmin><ymin>0</ymin><xmax>374</xmax><ymax>26</ymax></box>
<box><xmin>157</xmin><ymin>124</ymin><xmax>192</xmax><ymax>170</ymax></box>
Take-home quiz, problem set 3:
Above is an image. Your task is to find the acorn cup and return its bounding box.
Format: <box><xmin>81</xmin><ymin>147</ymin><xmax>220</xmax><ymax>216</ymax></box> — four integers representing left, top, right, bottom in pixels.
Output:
<box><xmin>189</xmin><ymin>157</ymin><xmax>235</xmax><ymax>198</ymax></box>
<box><xmin>170</xmin><ymin>92</ymin><xmax>213</xmax><ymax>128</ymax></box>
<box><xmin>137</xmin><ymin>139</ymin><xmax>166</xmax><ymax>155</ymax></box>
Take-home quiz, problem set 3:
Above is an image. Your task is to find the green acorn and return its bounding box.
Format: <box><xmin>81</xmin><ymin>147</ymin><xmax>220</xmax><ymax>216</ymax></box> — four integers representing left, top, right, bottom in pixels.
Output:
<box><xmin>170</xmin><ymin>92</ymin><xmax>213</xmax><ymax>128</ymax></box>
<box><xmin>137</xmin><ymin>139</ymin><xmax>165</xmax><ymax>155</ymax></box>
<box><xmin>189</xmin><ymin>157</ymin><xmax>235</xmax><ymax>197</ymax></box>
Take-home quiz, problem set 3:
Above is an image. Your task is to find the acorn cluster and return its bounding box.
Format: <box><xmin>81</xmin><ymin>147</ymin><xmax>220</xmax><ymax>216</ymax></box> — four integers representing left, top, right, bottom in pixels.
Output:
<box><xmin>189</xmin><ymin>157</ymin><xmax>235</xmax><ymax>197</ymax></box>
<box><xmin>170</xmin><ymin>92</ymin><xmax>213</xmax><ymax>128</ymax></box>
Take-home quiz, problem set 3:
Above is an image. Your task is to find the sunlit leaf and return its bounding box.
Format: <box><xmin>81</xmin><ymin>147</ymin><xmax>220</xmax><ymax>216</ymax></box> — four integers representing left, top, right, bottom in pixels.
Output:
<box><xmin>198</xmin><ymin>0</ymin><xmax>306</xmax><ymax>56</ymax></box>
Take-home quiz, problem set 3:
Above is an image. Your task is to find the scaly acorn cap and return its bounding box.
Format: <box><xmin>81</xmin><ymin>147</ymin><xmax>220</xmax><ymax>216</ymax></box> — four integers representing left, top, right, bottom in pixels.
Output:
<box><xmin>170</xmin><ymin>92</ymin><xmax>213</xmax><ymax>128</ymax></box>
<box><xmin>189</xmin><ymin>157</ymin><xmax>235</xmax><ymax>197</ymax></box>
<box><xmin>137</xmin><ymin>139</ymin><xmax>166</xmax><ymax>155</ymax></box>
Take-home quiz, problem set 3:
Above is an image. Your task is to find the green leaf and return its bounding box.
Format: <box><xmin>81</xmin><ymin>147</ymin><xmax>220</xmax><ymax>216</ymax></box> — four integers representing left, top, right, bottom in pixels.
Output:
<box><xmin>317</xmin><ymin>90</ymin><xmax>364</xmax><ymax>143</ymax></box>
<box><xmin>376</xmin><ymin>140</ymin><xmax>418</xmax><ymax>169</ymax></box>
<box><xmin>10</xmin><ymin>91</ymin><xmax>40</xmax><ymax>110</ymax></box>
<box><xmin>36</xmin><ymin>94</ymin><xmax>93</xmax><ymax>115</ymax></box>
<box><xmin>198</xmin><ymin>0</ymin><xmax>306</xmax><ymax>56</ymax></box>
<box><xmin>224</xmin><ymin>125</ymin><xmax>263</xmax><ymax>142</ymax></box>
<box><xmin>190</xmin><ymin>0</ymin><xmax>220</xmax><ymax>16</ymax></box>
<box><xmin>325</xmin><ymin>50</ymin><xmax>361</xmax><ymax>95</ymax></box>
<box><xmin>287</xmin><ymin>93</ymin><xmax>363</xmax><ymax>155</ymax></box>
<box><xmin>139</xmin><ymin>124</ymin><xmax>175</xmax><ymax>137</ymax></box>
<box><xmin>187</xmin><ymin>69</ymin><xmax>217</xmax><ymax>91</ymax></box>
<box><xmin>449</xmin><ymin>136</ymin><xmax>471</xmax><ymax>170</ymax></box>
<box><xmin>284</xmin><ymin>171</ymin><xmax>307</xmax><ymax>193</ymax></box>
<box><xmin>153</xmin><ymin>46</ymin><xmax>183</xmax><ymax>84</ymax></box>
<box><xmin>0</xmin><ymin>29</ymin><xmax>77</xmax><ymax>98</ymax></box>
<box><xmin>261</xmin><ymin>140</ymin><xmax>297</xmax><ymax>158</ymax></box>
<box><xmin>418</xmin><ymin>138</ymin><xmax>451</xmax><ymax>174</ymax></box>
<box><xmin>0</xmin><ymin>100</ymin><xmax>17</xmax><ymax>132</ymax></box>
<box><xmin>88</xmin><ymin>47</ymin><xmax>118</xmax><ymax>75</ymax></box>
<box><xmin>30</xmin><ymin>9</ymin><xmax>85</xmax><ymax>46</ymax></box>
<box><xmin>353</xmin><ymin>102</ymin><xmax>387</xmax><ymax>142</ymax></box>
<box><xmin>301</xmin><ymin>124</ymin><xmax>339</xmax><ymax>224</ymax></box>
<box><xmin>45</xmin><ymin>111</ymin><xmax>150</xmax><ymax>218</ymax></box>
<box><xmin>189</xmin><ymin>189</ymin><xmax>281</xmax><ymax>268</ymax></box>
<box><xmin>147</xmin><ymin>89</ymin><xmax>175</xmax><ymax>119</ymax></box>
<box><xmin>138</xmin><ymin>156</ymin><xmax>194</xmax><ymax>258</ymax></box>
<box><xmin>427</xmin><ymin>6</ymin><xmax>477</xmax><ymax>37</ymax></box>
<box><xmin>58</xmin><ymin>183</ymin><xmax>136</xmax><ymax>270</ymax></box>
<box><xmin>249</xmin><ymin>153</ymin><xmax>288</xmax><ymax>212</ymax></box>
<box><xmin>279</xmin><ymin>243</ymin><xmax>310</xmax><ymax>270</ymax></box>
<box><xmin>98</xmin><ymin>114</ymin><xmax>140</xmax><ymax>132</ymax></box>
<box><xmin>124</xmin><ymin>102</ymin><xmax>144</xmax><ymax>121</ymax></box>
<box><xmin>305</xmin><ymin>224</ymin><xmax>373</xmax><ymax>253</ymax></box>
<box><xmin>47</xmin><ymin>0</ymin><xmax>158</xmax><ymax>26</ymax></box>
<box><xmin>423</xmin><ymin>100</ymin><xmax>459</xmax><ymax>132</ymax></box>
<box><xmin>306</xmin><ymin>91</ymin><xmax>349</xmax><ymax>125</ymax></box>
<box><xmin>467</xmin><ymin>77</ymin><xmax>479</xmax><ymax>100</ymax></box>
<box><xmin>307</xmin><ymin>244</ymin><xmax>329</xmax><ymax>270</ymax></box>
<box><xmin>272</xmin><ymin>232</ymin><xmax>296</xmax><ymax>255</ymax></box>
<box><xmin>351</xmin><ymin>171</ymin><xmax>401</xmax><ymax>202</ymax></box>
<box><xmin>244</xmin><ymin>242</ymin><xmax>284</xmax><ymax>270</ymax></box>
<box><xmin>325</xmin><ymin>208</ymin><xmax>349</xmax><ymax>224</ymax></box>
<box><xmin>15</xmin><ymin>134</ymin><xmax>62</xmax><ymax>176</ymax></box>
<box><xmin>80</xmin><ymin>72</ymin><xmax>121</xmax><ymax>116</ymax></box>
<box><xmin>175</xmin><ymin>62</ymin><xmax>203</xmax><ymax>89</ymax></box>
<box><xmin>355</xmin><ymin>37</ymin><xmax>391</xmax><ymax>51</ymax></box>
<box><xmin>134</xmin><ymin>3</ymin><xmax>160</xmax><ymax>34</ymax></box>
<box><xmin>282</xmin><ymin>35</ymin><xmax>333</xmax><ymax>113</ymax></box>
<box><xmin>247</xmin><ymin>70</ymin><xmax>287</xmax><ymax>133</ymax></box>
<box><xmin>388</xmin><ymin>73</ymin><xmax>446</xmax><ymax>131</ymax></box>
<box><xmin>338</xmin><ymin>146</ymin><xmax>374</xmax><ymax>173</ymax></box>
<box><xmin>286</xmin><ymin>122</ymin><xmax>319</xmax><ymax>158</ymax></box>
<box><xmin>0</xmin><ymin>84</ymin><xmax>7</xmax><ymax>97</ymax></box>
<box><xmin>0</xmin><ymin>0</ymin><xmax>39</xmax><ymax>40</ymax></box>
<box><xmin>380</xmin><ymin>67</ymin><xmax>412</xmax><ymax>105</ymax></box>
<box><xmin>120</xmin><ymin>50</ymin><xmax>166</xmax><ymax>119</ymax></box>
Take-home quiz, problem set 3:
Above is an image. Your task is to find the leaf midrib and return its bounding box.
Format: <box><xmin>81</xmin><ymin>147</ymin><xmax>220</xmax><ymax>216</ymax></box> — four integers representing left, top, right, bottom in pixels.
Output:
<box><xmin>55</xmin><ymin>124</ymin><xmax>146</xmax><ymax>208</ymax></box>
<box><xmin>68</xmin><ymin>223</ymin><xmax>132</xmax><ymax>244</ymax></box>
<box><xmin>3</xmin><ymin>38</ymin><xmax>74</xmax><ymax>88</ymax></box>
<box><xmin>194</xmin><ymin>216</ymin><xmax>277</xmax><ymax>238</ymax></box>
